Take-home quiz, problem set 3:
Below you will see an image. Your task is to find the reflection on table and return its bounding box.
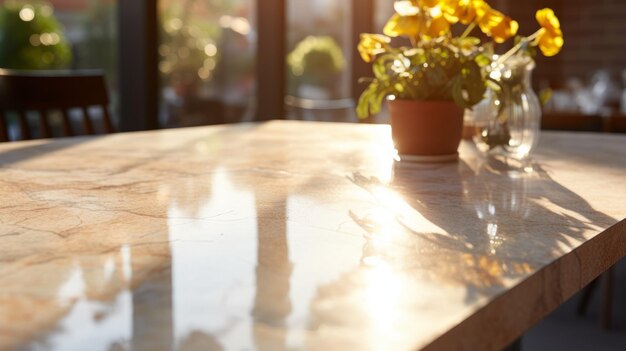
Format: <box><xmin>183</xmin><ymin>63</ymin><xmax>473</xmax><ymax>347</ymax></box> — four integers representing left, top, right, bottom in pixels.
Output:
<box><xmin>0</xmin><ymin>121</ymin><xmax>624</xmax><ymax>351</ymax></box>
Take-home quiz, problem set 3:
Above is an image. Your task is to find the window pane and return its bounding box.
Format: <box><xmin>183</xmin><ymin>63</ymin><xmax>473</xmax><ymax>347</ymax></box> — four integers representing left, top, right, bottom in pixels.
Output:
<box><xmin>158</xmin><ymin>0</ymin><xmax>256</xmax><ymax>128</ymax></box>
<box><xmin>375</xmin><ymin>0</ymin><xmax>394</xmax><ymax>30</ymax></box>
<box><xmin>0</xmin><ymin>0</ymin><xmax>119</xmax><ymax>134</ymax></box>
<box><xmin>53</xmin><ymin>0</ymin><xmax>119</xmax><ymax>122</ymax></box>
<box><xmin>286</xmin><ymin>0</ymin><xmax>354</xmax><ymax>122</ymax></box>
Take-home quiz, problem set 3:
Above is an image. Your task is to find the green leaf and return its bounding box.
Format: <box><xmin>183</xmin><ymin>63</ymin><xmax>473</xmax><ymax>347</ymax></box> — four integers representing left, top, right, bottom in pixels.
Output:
<box><xmin>425</xmin><ymin>65</ymin><xmax>446</xmax><ymax>88</ymax></box>
<box><xmin>372</xmin><ymin>84</ymin><xmax>391</xmax><ymax>115</ymax></box>
<box><xmin>460</xmin><ymin>61</ymin><xmax>486</xmax><ymax>106</ymax></box>
<box><xmin>372</xmin><ymin>58</ymin><xmax>387</xmax><ymax>80</ymax></box>
<box><xmin>356</xmin><ymin>81</ymin><xmax>378</xmax><ymax>118</ymax></box>
<box><xmin>486</xmin><ymin>79</ymin><xmax>501</xmax><ymax>92</ymax></box>
<box><xmin>474</xmin><ymin>53</ymin><xmax>491</xmax><ymax>67</ymax></box>
<box><xmin>451</xmin><ymin>77</ymin><xmax>466</xmax><ymax>108</ymax></box>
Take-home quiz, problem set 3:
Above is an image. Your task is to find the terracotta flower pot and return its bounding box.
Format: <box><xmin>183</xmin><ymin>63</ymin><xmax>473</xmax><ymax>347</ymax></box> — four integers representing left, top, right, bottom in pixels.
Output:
<box><xmin>387</xmin><ymin>99</ymin><xmax>464</xmax><ymax>160</ymax></box>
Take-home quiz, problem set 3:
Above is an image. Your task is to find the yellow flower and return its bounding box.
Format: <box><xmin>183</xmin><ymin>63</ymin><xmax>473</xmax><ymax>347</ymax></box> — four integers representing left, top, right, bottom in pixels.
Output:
<box><xmin>535</xmin><ymin>8</ymin><xmax>564</xmax><ymax>56</ymax></box>
<box><xmin>385</xmin><ymin>5</ymin><xmax>453</xmax><ymax>39</ymax></box>
<box><xmin>476</xmin><ymin>5</ymin><xmax>518</xmax><ymax>43</ymax></box>
<box><xmin>357</xmin><ymin>33</ymin><xmax>391</xmax><ymax>62</ymax></box>
<box><xmin>383</xmin><ymin>13</ymin><xmax>423</xmax><ymax>38</ymax></box>
<box><xmin>425</xmin><ymin>6</ymin><xmax>450</xmax><ymax>37</ymax></box>
<box><xmin>394</xmin><ymin>0</ymin><xmax>420</xmax><ymax>16</ymax></box>
<box><xmin>393</xmin><ymin>0</ymin><xmax>440</xmax><ymax>16</ymax></box>
<box><xmin>442</xmin><ymin>0</ymin><xmax>483</xmax><ymax>25</ymax></box>
<box><xmin>488</xmin><ymin>15</ymin><xmax>518</xmax><ymax>43</ymax></box>
<box><xmin>420</xmin><ymin>0</ymin><xmax>441</xmax><ymax>8</ymax></box>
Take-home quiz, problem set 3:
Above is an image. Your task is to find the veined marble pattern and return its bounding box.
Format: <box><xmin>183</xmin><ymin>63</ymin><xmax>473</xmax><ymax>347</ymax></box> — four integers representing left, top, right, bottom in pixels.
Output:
<box><xmin>0</xmin><ymin>121</ymin><xmax>625</xmax><ymax>351</ymax></box>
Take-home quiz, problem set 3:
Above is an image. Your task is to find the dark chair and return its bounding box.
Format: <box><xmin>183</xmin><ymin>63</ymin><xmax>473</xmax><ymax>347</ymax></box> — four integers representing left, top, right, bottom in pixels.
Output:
<box><xmin>577</xmin><ymin>266</ymin><xmax>615</xmax><ymax>330</ymax></box>
<box><xmin>541</xmin><ymin>112</ymin><xmax>609</xmax><ymax>133</ymax></box>
<box><xmin>0</xmin><ymin>69</ymin><xmax>115</xmax><ymax>142</ymax></box>
<box><xmin>609</xmin><ymin>114</ymin><xmax>626</xmax><ymax>133</ymax></box>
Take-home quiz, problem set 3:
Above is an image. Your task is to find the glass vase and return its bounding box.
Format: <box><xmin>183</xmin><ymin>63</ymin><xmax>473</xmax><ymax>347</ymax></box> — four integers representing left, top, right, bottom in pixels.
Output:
<box><xmin>473</xmin><ymin>55</ymin><xmax>542</xmax><ymax>160</ymax></box>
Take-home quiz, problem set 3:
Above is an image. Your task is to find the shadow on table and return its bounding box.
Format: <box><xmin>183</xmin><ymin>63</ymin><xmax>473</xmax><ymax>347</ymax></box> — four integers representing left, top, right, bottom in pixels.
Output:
<box><xmin>348</xmin><ymin>157</ymin><xmax>618</xmax><ymax>303</ymax></box>
<box><xmin>0</xmin><ymin>136</ymin><xmax>101</xmax><ymax>166</ymax></box>
<box><xmin>537</xmin><ymin>132</ymin><xmax>626</xmax><ymax>173</ymax></box>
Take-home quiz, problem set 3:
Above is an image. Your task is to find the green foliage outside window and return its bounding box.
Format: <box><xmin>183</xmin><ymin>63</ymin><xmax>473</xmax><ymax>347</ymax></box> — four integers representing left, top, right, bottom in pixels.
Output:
<box><xmin>0</xmin><ymin>1</ymin><xmax>72</xmax><ymax>69</ymax></box>
<box><xmin>288</xmin><ymin>35</ymin><xmax>346</xmax><ymax>88</ymax></box>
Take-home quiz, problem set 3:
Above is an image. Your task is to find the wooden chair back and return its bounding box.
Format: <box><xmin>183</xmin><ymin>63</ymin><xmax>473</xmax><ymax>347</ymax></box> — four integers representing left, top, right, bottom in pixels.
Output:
<box><xmin>0</xmin><ymin>69</ymin><xmax>115</xmax><ymax>142</ymax></box>
<box><xmin>541</xmin><ymin>112</ymin><xmax>609</xmax><ymax>133</ymax></box>
<box><xmin>609</xmin><ymin>115</ymin><xmax>626</xmax><ymax>134</ymax></box>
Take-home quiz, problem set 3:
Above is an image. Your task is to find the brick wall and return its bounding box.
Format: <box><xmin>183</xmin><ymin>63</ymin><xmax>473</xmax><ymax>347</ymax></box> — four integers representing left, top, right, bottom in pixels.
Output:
<box><xmin>558</xmin><ymin>0</ymin><xmax>626</xmax><ymax>85</ymax></box>
<box><xmin>502</xmin><ymin>0</ymin><xmax>626</xmax><ymax>88</ymax></box>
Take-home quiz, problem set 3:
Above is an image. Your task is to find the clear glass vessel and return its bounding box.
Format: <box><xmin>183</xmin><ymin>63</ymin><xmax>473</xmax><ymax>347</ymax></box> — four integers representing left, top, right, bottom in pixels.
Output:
<box><xmin>473</xmin><ymin>55</ymin><xmax>542</xmax><ymax>160</ymax></box>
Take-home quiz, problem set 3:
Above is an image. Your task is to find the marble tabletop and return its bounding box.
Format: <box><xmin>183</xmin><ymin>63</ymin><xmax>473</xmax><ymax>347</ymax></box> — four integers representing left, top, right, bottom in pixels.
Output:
<box><xmin>0</xmin><ymin>121</ymin><xmax>625</xmax><ymax>351</ymax></box>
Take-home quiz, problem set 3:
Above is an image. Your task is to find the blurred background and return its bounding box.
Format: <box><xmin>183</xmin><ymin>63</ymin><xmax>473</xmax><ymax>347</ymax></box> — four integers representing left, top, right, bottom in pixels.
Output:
<box><xmin>1</xmin><ymin>0</ymin><xmax>624</xmax><ymax>130</ymax></box>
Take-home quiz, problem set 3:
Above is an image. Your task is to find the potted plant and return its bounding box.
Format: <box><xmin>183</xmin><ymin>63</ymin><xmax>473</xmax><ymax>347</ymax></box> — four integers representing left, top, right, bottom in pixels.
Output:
<box><xmin>287</xmin><ymin>35</ymin><xmax>346</xmax><ymax>98</ymax></box>
<box><xmin>356</xmin><ymin>0</ymin><xmax>563</xmax><ymax>161</ymax></box>
<box><xmin>0</xmin><ymin>2</ymin><xmax>72</xmax><ymax>69</ymax></box>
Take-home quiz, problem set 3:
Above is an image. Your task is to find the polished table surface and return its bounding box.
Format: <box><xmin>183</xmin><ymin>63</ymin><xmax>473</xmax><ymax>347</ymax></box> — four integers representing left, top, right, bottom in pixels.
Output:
<box><xmin>1</xmin><ymin>121</ymin><xmax>625</xmax><ymax>351</ymax></box>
